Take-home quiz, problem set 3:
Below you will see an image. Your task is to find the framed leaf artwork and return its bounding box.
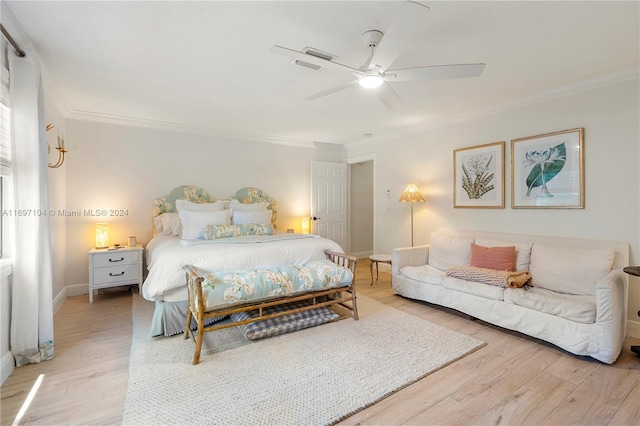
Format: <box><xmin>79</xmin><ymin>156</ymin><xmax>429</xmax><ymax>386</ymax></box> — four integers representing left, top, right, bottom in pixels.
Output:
<box><xmin>511</xmin><ymin>128</ymin><xmax>584</xmax><ymax>209</ymax></box>
<box><xmin>453</xmin><ymin>141</ymin><xmax>505</xmax><ymax>208</ymax></box>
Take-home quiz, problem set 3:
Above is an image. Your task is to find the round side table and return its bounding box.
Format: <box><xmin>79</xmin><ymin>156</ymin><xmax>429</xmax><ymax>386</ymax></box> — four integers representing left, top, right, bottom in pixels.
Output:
<box><xmin>369</xmin><ymin>254</ymin><xmax>392</xmax><ymax>286</ymax></box>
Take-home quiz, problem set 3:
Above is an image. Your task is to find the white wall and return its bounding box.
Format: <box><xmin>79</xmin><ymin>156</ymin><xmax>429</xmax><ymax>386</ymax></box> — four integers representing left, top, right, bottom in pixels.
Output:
<box><xmin>45</xmin><ymin>96</ymin><xmax>67</xmax><ymax>307</ymax></box>
<box><xmin>63</xmin><ymin>120</ymin><xmax>345</xmax><ymax>288</ymax></box>
<box><xmin>347</xmin><ymin>78</ymin><xmax>640</xmax><ymax>330</ymax></box>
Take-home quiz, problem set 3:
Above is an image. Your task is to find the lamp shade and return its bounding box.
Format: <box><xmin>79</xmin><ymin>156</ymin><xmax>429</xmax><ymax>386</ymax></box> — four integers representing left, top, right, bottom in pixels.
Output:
<box><xmin>95</xmin><ymin>223</ymin><xmax>109</xmax><ymax>249</ymax></box>
<box><xmin>399</xmin><ymin>182</ymin><xmax>425</xmax><ymax>203</ymax></box>
<box><xmin>301</xmin><ymin>216</ymin><xmax>311</xmax><ymax>234</ymax></box>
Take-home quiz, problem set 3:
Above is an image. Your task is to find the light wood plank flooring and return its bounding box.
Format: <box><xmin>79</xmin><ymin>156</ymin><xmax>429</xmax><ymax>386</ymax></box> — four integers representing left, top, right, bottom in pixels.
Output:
<box><xmin>2</xmin><ymin>262</ymin><xmax>639</xmax><ymax>425</ymax></box>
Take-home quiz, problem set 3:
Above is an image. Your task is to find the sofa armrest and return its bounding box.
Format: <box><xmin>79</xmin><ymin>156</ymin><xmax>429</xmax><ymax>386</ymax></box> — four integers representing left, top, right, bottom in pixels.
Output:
<box><xmin>590</xmin><ymin>268</ymin><xmax>628</xmax><ymax>363</ymax></box>
<box><xmin>392</xmin><ymin>245</ymin><xmax>429</xmax><ymax>275</ymax></box>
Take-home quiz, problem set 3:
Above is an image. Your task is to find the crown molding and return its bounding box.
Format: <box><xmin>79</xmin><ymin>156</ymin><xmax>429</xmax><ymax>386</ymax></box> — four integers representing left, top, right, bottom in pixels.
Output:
<box><xmin>345</xmin><ymin>65</ymin><xmax>640</xmax><ymax>150</ymax></box>
<box><xmin>54</xmin><ymin>64</ymin><xmax>640</xmax><ymax>150</ymax></box>
<box><xmin>66</xmin><ymin>109</ymin><xmax>327</xmax><ymax>148</ymax></box>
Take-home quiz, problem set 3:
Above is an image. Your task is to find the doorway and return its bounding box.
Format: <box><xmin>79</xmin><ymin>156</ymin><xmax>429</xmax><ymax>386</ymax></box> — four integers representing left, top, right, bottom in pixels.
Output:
<box><xmin>348</xmin><ymin>159</ymin><xmax>374</xmax><ymax>258</ymax></box>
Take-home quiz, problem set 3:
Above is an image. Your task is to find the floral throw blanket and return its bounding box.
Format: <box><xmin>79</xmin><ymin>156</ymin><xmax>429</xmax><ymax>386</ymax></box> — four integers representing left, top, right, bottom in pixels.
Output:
<box><xmin>445</xmin><ymin>265</ymin><xmax>531</xmax><ymax>288</ymax></box>
<box><xmin>195</xmin><ymin>260</ymin><xmax>353</xmax><ymax>312</ymax></box>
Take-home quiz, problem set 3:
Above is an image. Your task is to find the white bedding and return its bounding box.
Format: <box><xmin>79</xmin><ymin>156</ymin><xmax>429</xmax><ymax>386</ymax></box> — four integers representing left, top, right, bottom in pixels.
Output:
<box><xmin>142</xmin><ymin>234</ymin><xmax>344</xmax><ymax>302</ymax></box>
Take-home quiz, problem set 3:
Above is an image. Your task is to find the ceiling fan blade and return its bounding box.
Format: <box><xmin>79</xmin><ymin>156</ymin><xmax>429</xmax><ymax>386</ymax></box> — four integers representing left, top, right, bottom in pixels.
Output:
<box><xmin>270</xmin><ymin>45</ymin><xmax>362</xmax><ymax>76</ymax></box>
<box><xmin>387</xmin><ymin>63</ymin><xmax>486</xmax><ymax>81</ymax></box>
<box><xmin>375</xmin><ymin>82</ymin><xmax>403</xmax><ymax>110</ymax></box>
<box><xmin>303</xmin><ymin>80</ymin><xmax>359</xmax><ymax>101</ymax></box>
<box><xmin>370</xmin><ymin>1</ymin><xmax>430</xmax><ymax>72</ymax></box>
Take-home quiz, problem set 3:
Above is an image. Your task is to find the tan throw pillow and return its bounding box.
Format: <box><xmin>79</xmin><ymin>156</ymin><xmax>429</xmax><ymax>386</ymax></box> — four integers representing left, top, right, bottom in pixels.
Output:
<box><xmin>470</xmin><ymin>244</ymin><xmax>516</xmax><ymax>272</ymax></box>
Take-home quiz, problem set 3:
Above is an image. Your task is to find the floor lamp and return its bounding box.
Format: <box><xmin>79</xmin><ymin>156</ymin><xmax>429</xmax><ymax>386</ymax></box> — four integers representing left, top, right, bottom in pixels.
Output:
<box><xmin>399</xmin><ymin>182</ymin><xmax>425</xmax><ymax>246</ymax></box>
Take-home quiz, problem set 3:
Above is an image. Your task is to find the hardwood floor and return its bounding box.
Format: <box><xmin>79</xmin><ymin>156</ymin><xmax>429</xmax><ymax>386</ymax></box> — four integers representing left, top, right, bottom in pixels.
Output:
<box><xmin>2</xmin><ymin>262</ymin><xmax>639</xmax><ymax>425</ymax></box>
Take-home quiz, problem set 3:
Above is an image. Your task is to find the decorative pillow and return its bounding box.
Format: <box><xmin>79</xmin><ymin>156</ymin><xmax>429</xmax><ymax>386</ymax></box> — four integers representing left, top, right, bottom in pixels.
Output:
<box><xmin>153</xmin><ymin>215</ymin><xmax>165</xmax><ymax>236</ymax></box>
<box><xmin>529</xmin><ymin>243</ymin><xmax>614</xmax><ymax>295</ymax></box>
<box><xmin>176</xmin><ymin>199</ymin><xmax>227</xmax><ymax>211</ymax></box>
<box><xmin>231</xmin><ymin>209</ymin><xmax>273</xmax><ymax>225</ymax></box>
<box><xmin>230</xmin><ymin>300</ymin><xmax>338</xmax><ymax>341</ymax></box>
<box><xmin>179</xmin><ymin>209</ymin><xmax>232</xmax><ymax>240</ymax></box>
<box><xmin>203</xmin><ymin>223</ymin><xmax>274</xmax><ymax>240</ymax></box>
<box><xmin>475</xmin><ymin>237</ymin><xmax>533</xmax><ymax>271</ymax></box>
<box><xmin>228</xmin><ymin>200</ymin><xmax>269</xmax><ymax>211</ymax></box>
<box><xmin>154</xmin><ymin>213</ymin><xmax>182</xmax><ymax>237</ymax></box>
<box><xmin>428</xmin><ymin>231</ymin><xmax>474</xmax><ymax>271</ymax></box>
<box><xmin>470</xmin><ymin>244</ymin><xmax>516</xmax><ymax>271</ymax></box>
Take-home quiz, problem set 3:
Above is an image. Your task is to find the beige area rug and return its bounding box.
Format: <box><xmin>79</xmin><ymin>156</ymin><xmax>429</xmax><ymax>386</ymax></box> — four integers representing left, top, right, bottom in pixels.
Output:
<box><xmin>122</xmin><ymin>293</ymin><xmax>485</xmax><ymax>426</ymax></box>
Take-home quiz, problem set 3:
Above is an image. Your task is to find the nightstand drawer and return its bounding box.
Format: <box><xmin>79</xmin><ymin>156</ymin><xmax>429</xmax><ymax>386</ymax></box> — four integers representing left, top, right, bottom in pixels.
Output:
<box><xmin>91</xmin><ymin>250</ymin><xmax>139</xmax><ymax>268</ymax></box>
<box><xmin>92</xmin><ymin>264</ymin><xmax>139</xmax><ymax>286</ymax></box>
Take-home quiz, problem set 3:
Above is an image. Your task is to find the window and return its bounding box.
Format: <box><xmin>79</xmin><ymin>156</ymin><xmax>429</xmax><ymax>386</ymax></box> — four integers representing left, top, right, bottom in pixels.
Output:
<box><xmin>1</xmin><ymin>61</ymin><xmax>10</xmax><ymax>259</ymax></box>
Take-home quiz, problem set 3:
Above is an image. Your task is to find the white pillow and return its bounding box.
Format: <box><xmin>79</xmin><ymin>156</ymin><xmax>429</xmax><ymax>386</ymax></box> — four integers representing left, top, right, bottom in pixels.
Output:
<box><xmin>428</xmin><ymin>231</ymin><xmax>474</xmax><ymax>271</ymax></box>
<box><xmin>176</xmin><ymin>199</ymin><xmax>227</xmax><ymax>211</ymax></box>
<box><xmin>475</xmin><ymin>237</ymin><xmax>533</xmax><ymax>272</ymax></box>
<box><xmin>228</xmin><ymin>200</ymin><xmax>269</xmax><ymax>211</ymax></box>
<box><xmin>179</xmin><ymin>209</ymin><xmax>232</xmax><ymax>240</ymax></box>
<box><xmin>154</xmin><ymin>213</ymin><xmax>182</xmax><ymax>237</ymax></box>
<box><xmin>529</xmin><ymin>244</ymin><xmax>614</xmax><ymax>295</ymax></box>
<box><xmin>231</xmin><ymin>209</ymin><xmax>273</xmax><ymax>225</ymax></box>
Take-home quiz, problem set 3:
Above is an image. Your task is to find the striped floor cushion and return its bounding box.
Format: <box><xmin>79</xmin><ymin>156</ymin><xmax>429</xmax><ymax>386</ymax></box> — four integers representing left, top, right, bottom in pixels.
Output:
<box><xmin>229</xmin><ymin>300</ymin><xmax>339</xmax><ymax>341</ymax></box>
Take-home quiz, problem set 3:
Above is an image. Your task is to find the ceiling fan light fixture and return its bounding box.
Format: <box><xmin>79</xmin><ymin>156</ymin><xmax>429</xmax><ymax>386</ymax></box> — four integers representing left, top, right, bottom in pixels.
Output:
<box><xmin>359</xmin><ymin>74</ymin><xmax>384</xmax><ymax>88</ymax></box>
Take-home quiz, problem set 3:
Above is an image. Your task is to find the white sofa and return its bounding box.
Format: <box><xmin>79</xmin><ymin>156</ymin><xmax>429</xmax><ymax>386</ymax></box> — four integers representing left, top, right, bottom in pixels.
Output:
<box><xmin>392</xmin><ymin>229</ymin><xmax>629</xmax><ymax>364</ymax></box>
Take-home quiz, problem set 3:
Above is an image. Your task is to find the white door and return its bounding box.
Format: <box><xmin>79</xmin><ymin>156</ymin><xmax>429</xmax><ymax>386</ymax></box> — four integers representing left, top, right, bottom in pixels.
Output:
<box><xmin>311</xmin><ymin>161</ymin><xmax>348</xmax><ymax>249</ymax></box>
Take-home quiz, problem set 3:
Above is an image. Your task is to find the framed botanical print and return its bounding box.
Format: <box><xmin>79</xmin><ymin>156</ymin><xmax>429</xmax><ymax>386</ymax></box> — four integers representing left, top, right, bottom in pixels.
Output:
<box><xmin>511</xmin><ymin>128</ymin><xmax>584</xmax><ymax>209</ymax></box>
<box><xmin>453</xmin><ymin>141</ymin><xmax>505</xmax><ymax>208</ymax></box>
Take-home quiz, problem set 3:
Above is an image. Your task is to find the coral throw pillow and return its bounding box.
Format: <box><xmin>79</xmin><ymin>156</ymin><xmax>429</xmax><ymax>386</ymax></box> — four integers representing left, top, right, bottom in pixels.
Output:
<box><xmin>470</xmin><ymin>244</ymin><xmax>516</xmax><ymax>271</ymax></box>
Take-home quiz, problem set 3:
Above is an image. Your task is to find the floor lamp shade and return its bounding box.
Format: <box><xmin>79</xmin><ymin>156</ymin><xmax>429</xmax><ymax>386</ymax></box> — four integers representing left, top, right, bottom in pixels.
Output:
<box><xmin>399</xmin><ymin>182</ymin><xmax>424</xmax><ymax>246</ymax></box>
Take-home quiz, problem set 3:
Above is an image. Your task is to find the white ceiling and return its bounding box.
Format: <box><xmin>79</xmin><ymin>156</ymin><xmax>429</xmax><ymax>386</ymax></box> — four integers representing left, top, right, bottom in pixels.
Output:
<box><xmin>4</xmin><ymin>1</ymin><xmax>639</xmax><ymax>146</ymax></box>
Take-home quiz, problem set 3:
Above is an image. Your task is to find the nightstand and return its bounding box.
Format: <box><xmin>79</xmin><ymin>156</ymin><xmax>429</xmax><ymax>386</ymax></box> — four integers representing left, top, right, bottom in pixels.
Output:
<box><xmin>88</xmin><ymin>244</ymin><xmax>143</xmax><ymax>303</ymax></box>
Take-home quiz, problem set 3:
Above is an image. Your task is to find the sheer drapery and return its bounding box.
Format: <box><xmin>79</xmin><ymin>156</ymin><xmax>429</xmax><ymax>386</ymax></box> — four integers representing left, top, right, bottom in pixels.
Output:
<box><xmin>9</xmin><ymin>51</ymin><xmax>54</xmax><ymax>366</ymax></box>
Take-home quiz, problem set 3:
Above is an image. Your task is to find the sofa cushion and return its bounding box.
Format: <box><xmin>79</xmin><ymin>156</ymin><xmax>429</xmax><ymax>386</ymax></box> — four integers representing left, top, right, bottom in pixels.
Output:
<box><xmin>428</xmin><ymin>231</ymin><xmax>474</xmax><ymax>271</ymax></box>
<box><xmin>400</xmin><ymin>265</ymin><xmax>445</xmax><ymax>286</ymax></box>
<box><xmin>529</xmin><ymin>244</ymin><xmax>614</xmax><ymax>295</ymax></box>
<box><xmin>504</xmin><ymin>287</ymin><xmax>596</xmax><ymax>324</ymax></box>
<box><xmin>475</xmin><ymin>237</ymin><xmax>533</xmax><ymax>271</ymax></box>
<box><xmin>470</xmin><ymin>244</ymin><xmax>516</xmax><ymax>271</ymax></box>
<box><xmin>443</xmin><ymin>276</ymin><xmax>505</xmax><ymax>301</ymax></box>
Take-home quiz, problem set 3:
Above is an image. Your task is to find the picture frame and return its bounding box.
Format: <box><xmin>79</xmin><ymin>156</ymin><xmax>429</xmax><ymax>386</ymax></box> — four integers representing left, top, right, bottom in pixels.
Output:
<box><xmin>453</xmin><ymin>141</ymin><xmax>505</xmax><ymax>208</ymax></box>
<box><xmin>511</xmin><ymin>128</ymin><xmax>584</xmax><ymax>209</ymax></box>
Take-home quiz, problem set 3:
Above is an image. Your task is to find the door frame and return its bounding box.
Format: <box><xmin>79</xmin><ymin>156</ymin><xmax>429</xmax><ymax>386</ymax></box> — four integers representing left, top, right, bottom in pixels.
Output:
<box><xmin>346</xmin><ymin>153</ymin><xmax>377</xmax><ymax>255</ymax></box>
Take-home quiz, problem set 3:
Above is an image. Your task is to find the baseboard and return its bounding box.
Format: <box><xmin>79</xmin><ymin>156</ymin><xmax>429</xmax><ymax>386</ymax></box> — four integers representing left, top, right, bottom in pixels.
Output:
<box><xmin>65</xmin><ymin>283</ymin><xmax>89</xmax><ymax>297</ymax></box>
<box><xmin>1</xmin><ymin>350</ymin><xmax>15</xmax><ymax>385</ymax></box>
<box><xmin>351</xmin><ymin>251</ymin><xmax>373</xmax><ymax>259</ymax></box>
<box><xmin>627</xmin><ymin>319</ymin><xmax>640</xmax><ymax>339</ymax></box>
<box><xmin>53</xmin><ymin>284</ymin><xmax>89</xmax><ymax>315</ymax></box>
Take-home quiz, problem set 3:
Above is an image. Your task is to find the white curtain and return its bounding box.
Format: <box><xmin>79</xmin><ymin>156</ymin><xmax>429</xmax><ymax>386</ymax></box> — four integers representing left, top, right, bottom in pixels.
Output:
<box><xmin>9</xmin><ymin>52</ymin><xmax>54</xmax><ymax>366</ymax></box>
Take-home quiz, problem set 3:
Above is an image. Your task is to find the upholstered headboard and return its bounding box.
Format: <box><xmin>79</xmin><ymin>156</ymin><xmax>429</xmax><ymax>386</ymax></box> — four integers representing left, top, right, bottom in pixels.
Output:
<box><xmin>152</xmin><ymin>185</ymin><xmax>278</xmax><ymax>228</ymax></box>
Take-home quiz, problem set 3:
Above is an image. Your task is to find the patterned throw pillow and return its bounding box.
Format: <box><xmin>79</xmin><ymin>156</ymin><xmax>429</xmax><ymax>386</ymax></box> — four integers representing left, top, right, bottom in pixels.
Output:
<box><xmin>470</xmin><ymin>244</ymin><xmax>516</xmax><ymax>271</ymax></box>
<box><xmin>203</xmin><ymin>223</ymin><xmax>274</xmax><ymax>239</ymax></box>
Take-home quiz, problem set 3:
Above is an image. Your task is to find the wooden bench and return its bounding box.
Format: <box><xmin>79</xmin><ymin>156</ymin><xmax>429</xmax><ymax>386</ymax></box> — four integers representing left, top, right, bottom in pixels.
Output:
<box><xmin>184</xmin><ymin>250</ymin><xmax>358</xmax><ymax>364</ymax></box>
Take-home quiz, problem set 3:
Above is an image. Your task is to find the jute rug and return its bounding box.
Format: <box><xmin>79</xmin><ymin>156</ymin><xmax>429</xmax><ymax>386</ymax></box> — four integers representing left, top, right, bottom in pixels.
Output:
<box><xmin>122</xmin><ymin>293</ymin><xmax>485</xmax><ymax>425</ymax></box>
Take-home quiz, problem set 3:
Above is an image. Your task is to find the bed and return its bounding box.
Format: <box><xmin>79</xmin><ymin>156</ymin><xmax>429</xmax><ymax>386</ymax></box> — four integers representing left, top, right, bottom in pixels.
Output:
<box><xmin>143</xmin><ymin>185</ymin><xmax>348</xmax><ymax>336</ymax></box>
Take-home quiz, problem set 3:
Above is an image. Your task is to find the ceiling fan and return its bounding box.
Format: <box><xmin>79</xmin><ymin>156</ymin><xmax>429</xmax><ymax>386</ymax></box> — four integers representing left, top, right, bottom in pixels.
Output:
<box><xmin>270</xmin><ymin>1</ymin><xmax>485</xmax><ymax>110</ymax></box>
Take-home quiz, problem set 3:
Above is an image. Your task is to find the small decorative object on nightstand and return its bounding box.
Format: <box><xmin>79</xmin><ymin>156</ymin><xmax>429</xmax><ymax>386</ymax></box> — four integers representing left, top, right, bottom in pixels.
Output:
<box><xmin>88</xmin><ymin>244</ymin><xmax>143</xmax><ymax>303</ymax></box>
